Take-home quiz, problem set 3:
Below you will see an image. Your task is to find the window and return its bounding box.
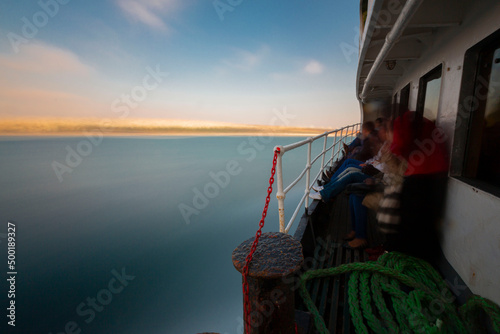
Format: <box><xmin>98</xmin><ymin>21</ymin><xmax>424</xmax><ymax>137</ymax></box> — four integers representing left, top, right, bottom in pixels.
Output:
<box><xmin>451</xmin><ymin>28</ymin><xmax>500</xmax><ymax>193</ymax></box>
<box><xmin>391</xmin><ymin>92</ymin><xmax>398</xmax><ymax>118</ymax></box>
<box><xmin>476</xmin><ymin>47</ymin><xmax>500</xmax><ymax>187</ymax></box>
<box><xmin>398</xmin><ymin>83</ymin><xmax>410</xmax><ymax>118</ymax></box>
<box><xmin>417</xmin><ymin>65</ymin><xmax>443</xmax><ymax>121</ymax></box>
<box><xmin>360</xmin><ymin>0</ymin><xmax>368</xmax><ymax>32</ymax></box>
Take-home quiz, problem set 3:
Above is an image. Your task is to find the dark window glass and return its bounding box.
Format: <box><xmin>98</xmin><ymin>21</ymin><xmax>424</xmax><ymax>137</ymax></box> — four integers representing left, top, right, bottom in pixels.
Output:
<box><xmin>398</xmin><ymin>83</ymin><xmax>410</xmax><ymax>117</ymax></box>
<box><xmin>452</xmin><ymin>28</ymin><xmax>500</xmax><ymax>194</ymax></box>
<box><xmin>391</xmin><ymin>92</ymin><xmax>398</xmax><ymax>118</ymax></box>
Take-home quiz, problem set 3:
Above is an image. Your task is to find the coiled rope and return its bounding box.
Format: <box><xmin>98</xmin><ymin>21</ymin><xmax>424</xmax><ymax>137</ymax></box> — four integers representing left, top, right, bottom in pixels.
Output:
<box><xmin>299</xmin><ymin>252</ymin><xmax>500</xmax><ymax>333</ymax></box>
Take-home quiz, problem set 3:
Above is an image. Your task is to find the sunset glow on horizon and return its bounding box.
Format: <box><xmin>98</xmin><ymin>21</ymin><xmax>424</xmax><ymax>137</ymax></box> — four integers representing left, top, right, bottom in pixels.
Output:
<box><xmin>0</xmin><ymin>115</ymin><xmax>338</xmax><ymax>137</ymax></box>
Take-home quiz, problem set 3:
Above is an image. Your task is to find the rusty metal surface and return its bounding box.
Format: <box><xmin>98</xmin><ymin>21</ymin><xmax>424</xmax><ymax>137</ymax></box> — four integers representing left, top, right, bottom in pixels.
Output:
<box><xmin>232</xmin><ymin>232</ymin><xmax>303</xmax><ymax>279</ymax></box>
<box><xmin>244</xmin><ymin>275</ymin><xmax>296</xmax><ymax>334</ymax></box>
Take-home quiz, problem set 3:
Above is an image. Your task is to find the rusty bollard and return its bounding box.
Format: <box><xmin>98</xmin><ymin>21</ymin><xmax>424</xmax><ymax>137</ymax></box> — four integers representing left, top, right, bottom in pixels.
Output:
<box><xmin>232</xmin><ymin>232</ymin><xmax>304</xmax><ymax>334</ymax></box>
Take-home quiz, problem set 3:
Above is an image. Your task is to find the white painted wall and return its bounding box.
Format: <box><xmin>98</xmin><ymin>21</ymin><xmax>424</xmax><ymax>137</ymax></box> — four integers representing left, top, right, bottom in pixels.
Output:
<box><xmin>444</xmin><ymin>178</ymin><xmax>500</xmax><ymax>304</ymax></box>
<box><xmin>391</xmin><ymin>0</ymin><xmax>500</xmax><ymax>304</ymax></box>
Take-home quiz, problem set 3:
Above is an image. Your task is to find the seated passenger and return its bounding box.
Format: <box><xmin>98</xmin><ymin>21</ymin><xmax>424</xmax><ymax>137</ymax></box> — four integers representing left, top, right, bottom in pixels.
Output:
<box><xmin>344</xmin><ymin>132</ymin><xmax>362</xmax><ymax>153</ymax></box>
<box><xmin>375</xmin><ymin>117</ymin><xmax>385</xmax><ymax>131</ymax></box>
<box><xmin>311</xmin><ymin>122</ymin><xmax>389</xmax><ymax>201</ymax></box>
<box><xmin>350</xmin><ymin>121</ymin><xmax>381</xmax><ymax>162</ymax></box>
<box><xmin>323</xmin><ymin>121</ymin><xmax>382</xmax><ymax>181</ymax></box>
<box><xmin>344</xmin><ymin>192</ymin><xmax>369</xmax><ymax>249</ymax></box>
<box><xmin>310</xmin><ymin>168</ymin><xmax>369</xmax><ymax>201</ymax></box>
<box><xmin>343</xmin><ymin>121</ymin><xmax>402</xmax><ymax>249</ymax></box>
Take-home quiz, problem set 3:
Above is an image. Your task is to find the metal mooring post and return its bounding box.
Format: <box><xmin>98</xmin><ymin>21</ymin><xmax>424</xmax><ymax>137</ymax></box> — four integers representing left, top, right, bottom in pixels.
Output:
<box><xmin>232</xmin><ymin>232</ymin><xmax>304</xmax><ymax>334</ymax></box>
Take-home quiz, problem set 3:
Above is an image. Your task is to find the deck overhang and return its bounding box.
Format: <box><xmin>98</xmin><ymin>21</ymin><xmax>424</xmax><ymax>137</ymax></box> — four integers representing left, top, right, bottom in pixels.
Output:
<box><xmin>356</xmin><ymin>0</ymin><xmax>469</xmax><ymax>105</ymax></box>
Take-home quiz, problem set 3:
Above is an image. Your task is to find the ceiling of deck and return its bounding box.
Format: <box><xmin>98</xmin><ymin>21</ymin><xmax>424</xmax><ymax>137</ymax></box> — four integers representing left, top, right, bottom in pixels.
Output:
<box><xmin>357</xmin><ymin>0</ymin><xmax>471</xmax><ymax>102</ymax></box>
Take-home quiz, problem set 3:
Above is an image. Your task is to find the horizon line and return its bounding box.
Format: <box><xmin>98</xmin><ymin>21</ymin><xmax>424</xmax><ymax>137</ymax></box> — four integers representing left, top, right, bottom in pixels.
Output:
<box><xmin>0</xmin><ymin>117</ymin><xmax>339</xmax><ymax>137</ymax></box>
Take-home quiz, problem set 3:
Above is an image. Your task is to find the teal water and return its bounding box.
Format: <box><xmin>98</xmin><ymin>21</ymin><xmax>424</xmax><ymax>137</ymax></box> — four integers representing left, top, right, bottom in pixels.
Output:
<box><xmin>0</xmin><ymin>135</ymin><xmax>342</xmax><ymax>333</ymax></box>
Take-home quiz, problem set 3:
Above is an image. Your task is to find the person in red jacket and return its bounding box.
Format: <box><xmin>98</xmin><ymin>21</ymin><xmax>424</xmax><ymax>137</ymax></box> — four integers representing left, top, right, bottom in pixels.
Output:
<box><xmin>386</xmin><ymin>111</ymin><xmax>449</xmax><ymax>263</ymax></box>
<box><xmin>391</xmin><ymin>111</ymin><xmax>448</xmax><ymax>176</ymax></box>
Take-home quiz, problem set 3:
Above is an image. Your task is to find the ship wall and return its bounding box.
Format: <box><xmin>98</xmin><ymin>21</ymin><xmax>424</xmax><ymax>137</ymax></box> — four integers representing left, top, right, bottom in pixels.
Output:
<box><xmin>391</xmin><ymin>1</ymin><xmax>500</xmax><ymax>305</ymax></box>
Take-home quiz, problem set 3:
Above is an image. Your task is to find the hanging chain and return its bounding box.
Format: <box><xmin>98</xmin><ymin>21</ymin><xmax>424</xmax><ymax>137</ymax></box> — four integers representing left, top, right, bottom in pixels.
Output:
<box><xmin>242</xmin><ymin>147</ymin><xmax>280</xmax><ymax>334</ymax></box>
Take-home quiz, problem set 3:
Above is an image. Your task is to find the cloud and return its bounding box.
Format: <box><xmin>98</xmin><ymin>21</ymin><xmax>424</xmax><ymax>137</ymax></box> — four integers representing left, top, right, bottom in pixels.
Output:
<box><xmin>0</xmin><ymin>43</ymin><xmax>92</xmax><ymax>75</ymax></box>
<box><xmin>0</xmin><ymin>42</ymin><xmax>105</xmax><ymax>118</ymax></box>
<box><xmin>222</xmin><ymin>45</ymin><xmax>270</xmax><ymax>71</ymax></box>
<box><xmin>0</xmin><ymin>87</ymin><xmax>103</xmax><ymax>118</ymax></box>
<box><xmin>115</xmin><ymin>0</ymin><xmax>183</xmax><ymax>32</ymax></box>
<box><xmin>303</xmin><ymin>60</ymin><xmax>325</xmax><ymax>75</ymax></box>
<box><xmin>269</xmin><ymin>59</ymin><xmax>326</xmax><ymax>81</ymax></box>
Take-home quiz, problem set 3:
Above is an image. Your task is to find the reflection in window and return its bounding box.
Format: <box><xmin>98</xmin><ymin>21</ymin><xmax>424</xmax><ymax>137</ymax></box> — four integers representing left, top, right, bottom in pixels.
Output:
<box><xmin>478</xmin><ymin>47</ymin><xmax>500</xmax><ymax>187</ymax></box>
<box><xmin>418</xmin><ymin>66</ymin><xmax>442</xmax><ymax>121</ymax></box>
<box><xmin>423</xmin><ymin>76</ymin><xmax>442</xmax><ymax>121</ymax></box>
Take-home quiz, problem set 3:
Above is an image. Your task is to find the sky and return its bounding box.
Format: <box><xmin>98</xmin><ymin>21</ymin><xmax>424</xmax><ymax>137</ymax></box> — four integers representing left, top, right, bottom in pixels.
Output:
<box><xmin>0</xmin><ymin>0</ymin><xmax>361</xmax><ymax>129</ymax></box>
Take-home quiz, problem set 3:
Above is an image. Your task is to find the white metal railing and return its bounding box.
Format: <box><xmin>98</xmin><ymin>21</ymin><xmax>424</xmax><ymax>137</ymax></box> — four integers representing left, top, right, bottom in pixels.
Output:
<box><xmin>274</xmin><ymin>123</ymin><xmax>361</xmax><ymax>233</ymax></box>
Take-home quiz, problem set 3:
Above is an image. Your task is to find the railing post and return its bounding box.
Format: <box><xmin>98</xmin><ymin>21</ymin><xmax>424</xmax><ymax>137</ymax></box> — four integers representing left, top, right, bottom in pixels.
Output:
<box><xmin>275</xmin><ymin>146</ymin><xmax>286</xmax><ymax>233</ymax></box>
<box><xmin>305</xmin><ymin>139</ymin><xmax>312</xmax><ymax>210</ymax></box>
<box><xmin>338</xmin><ymin>128</ymin><xmax>345</xmax><ymax>160</ymax></box>
<box><xmin>331</xmin><ymin>130</ymin><xmax>338</xmax><ymax>167</ymax></box>
<box><xmin>321</xmin><ymin>134</ymin><xmax>328</xmax><ymax>171</ymax></box>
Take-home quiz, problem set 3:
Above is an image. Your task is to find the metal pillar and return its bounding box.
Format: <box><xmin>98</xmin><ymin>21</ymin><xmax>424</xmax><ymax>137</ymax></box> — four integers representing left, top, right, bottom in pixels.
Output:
<box><xmin>232</xmin><ymin>232</ymin><xmax>304</xmax><ymax>334</ymax></box>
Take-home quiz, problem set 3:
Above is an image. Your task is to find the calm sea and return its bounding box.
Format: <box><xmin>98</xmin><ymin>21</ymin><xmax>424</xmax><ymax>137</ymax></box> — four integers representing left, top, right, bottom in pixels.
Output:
<box><xmin>0</xmin><ymin>135</ymin><xmax>338</xmax><ymax>333</ymax></box>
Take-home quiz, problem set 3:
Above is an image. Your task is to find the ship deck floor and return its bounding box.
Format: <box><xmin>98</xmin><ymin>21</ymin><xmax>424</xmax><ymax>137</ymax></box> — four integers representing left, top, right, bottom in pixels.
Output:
<box><xmin>295</xmin><ymin>192</ymin><xmax>386</xmax><ymax>334</ymax></box>
<box><xmin>295</xmin><ymin>191</ymin><xmax>475</xmax><ymax>334</ymax></box>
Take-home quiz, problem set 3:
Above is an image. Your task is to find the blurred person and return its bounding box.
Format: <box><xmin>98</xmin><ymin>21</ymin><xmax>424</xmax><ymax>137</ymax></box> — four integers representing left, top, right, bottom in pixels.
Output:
<box><xmin>387</xmin><ymin>111</ymin><xmax>449</xmax><ymax>262</ymax></box>
<box><xmin>309</xmin><ymin>168</ymin><xmax>369</xmax><ymax>201</ymax></box>
<box><xmin>375</xmin><ymin>117</ymin><xmax>385</xmax><ymax>131</ymax></box>
<box><xmin>315</xmin><ymin>121</ymin><xmax>389</xmax><ymax>195</ymax></box>
<box><xmin>351</xmin><ymin>121</ymin><xmax>381</xmax><ymax>162</ymax></box>
<box><xmin>344</xmin><ymin>193</ymin><xmax>369</xmax><ymax>249</ymax></box>
<box><xmin>321</xmin><ymin>121</ymin><xmax>381</xmax><ymax>182</ymax></box>
<box><xmin>343</xmin><ymin>121</ymin><xmax>403</xmax><ymax>249</ymax></box>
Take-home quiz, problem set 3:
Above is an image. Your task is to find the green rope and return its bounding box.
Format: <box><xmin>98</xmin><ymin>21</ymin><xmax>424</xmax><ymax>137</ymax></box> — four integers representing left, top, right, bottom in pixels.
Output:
<box><xmin>460</xmin><ymin>295</ymin><xmax>500</xmax><ymax>333</ymax></box>
<box><xmin>298</xmin><ymin>252</ymin><xmax>500</xmax><ymax>333</ymax></box>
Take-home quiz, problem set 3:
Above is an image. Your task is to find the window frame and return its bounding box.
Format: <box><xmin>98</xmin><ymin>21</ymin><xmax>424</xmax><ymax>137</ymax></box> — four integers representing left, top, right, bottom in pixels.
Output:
<box><xmin>398</xmin><ymin>83</ymin><xmax>411</xmax><ymax>118</ymax></box>
<box><xmin>451</xmin><ymin>28</ymin><xmax>500</xmax><ymax>197</ymax></box>
<box><xmin>416</xmin><ymin>64</ymin><xmax>443</xmax><ymax>121</ymax></box>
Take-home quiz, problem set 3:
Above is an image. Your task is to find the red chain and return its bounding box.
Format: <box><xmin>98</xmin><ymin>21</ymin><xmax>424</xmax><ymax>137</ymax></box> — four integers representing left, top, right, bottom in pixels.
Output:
<box><xmin>242</xmin><ymin>147</ymin><xmax>280</xmax><ymax>334</ymax></box>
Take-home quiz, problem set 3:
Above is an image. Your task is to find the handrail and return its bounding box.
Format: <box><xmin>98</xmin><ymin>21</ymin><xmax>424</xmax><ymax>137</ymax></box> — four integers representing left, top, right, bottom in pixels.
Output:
<box><xmin>274</xmin><ymin>122</ymin><xmax>361</xmax><ymax>233</ymax></box>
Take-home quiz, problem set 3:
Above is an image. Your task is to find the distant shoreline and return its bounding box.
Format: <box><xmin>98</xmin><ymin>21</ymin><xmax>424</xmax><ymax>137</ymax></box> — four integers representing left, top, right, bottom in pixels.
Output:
<box><xmin>0</xmin><ymin>131</ymin><xmax>320</xmax><ymax>138</ymax></box>
<box><xmin>0</xmin><ymin>118</ymin><xmax>335</xmax><ymax>138</ymax></box>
